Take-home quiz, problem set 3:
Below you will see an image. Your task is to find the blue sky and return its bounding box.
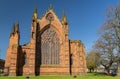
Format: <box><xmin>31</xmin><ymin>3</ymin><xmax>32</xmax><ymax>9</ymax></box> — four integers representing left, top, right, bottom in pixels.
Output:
<box><xmin>0</xmin><ymin>0</ymin><xmax>120</xmax><ymax>59</ymax></box>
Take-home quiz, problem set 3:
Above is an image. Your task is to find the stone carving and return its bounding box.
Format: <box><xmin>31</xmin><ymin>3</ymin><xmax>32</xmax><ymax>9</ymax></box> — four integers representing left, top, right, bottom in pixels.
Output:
<box><xmin>46</xmin><ymin>13</ymin><xmax>54</xmax><ymax>23</ymax></box>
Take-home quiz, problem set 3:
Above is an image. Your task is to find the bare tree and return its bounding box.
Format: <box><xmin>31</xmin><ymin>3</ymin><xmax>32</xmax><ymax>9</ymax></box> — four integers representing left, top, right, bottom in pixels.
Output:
<box><xmin>94</xmin><ymin>4</ymin><xmax>120</xmax><ymax>75</ymax></box>
<box><xmin>95</xmin><ymin>30</ymin><xmax>117</xmax><ymax>74</ymax></box>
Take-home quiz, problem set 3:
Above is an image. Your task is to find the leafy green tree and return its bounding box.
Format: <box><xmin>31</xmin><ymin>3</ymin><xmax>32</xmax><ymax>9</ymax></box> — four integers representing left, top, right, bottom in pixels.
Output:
<box><xmin>86</xmin><ymin>51</ymin><xmax>100</xmax><ymax>72</ymax></box>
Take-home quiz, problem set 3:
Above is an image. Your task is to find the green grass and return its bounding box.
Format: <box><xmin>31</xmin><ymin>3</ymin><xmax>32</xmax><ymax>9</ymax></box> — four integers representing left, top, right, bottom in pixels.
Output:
<box><xmin>0</xmin><ymin>73</ymin><xmax>120</xmax><ymax>79</ymax></box>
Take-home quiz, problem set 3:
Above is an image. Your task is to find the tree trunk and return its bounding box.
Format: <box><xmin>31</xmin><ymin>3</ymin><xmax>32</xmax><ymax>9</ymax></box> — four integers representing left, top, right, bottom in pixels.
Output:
<box><xmin>117</xmin><ymin>64</ymin><xmax>120</xmax><ymax>76</ymax></box>
<box><xmin>89</xmin><ymin>68</ymin><xmax>92</xmax><ymax>73</ymax></box>
<box><xmin>105</xmin><ymin>67</ymin><xmax>110</xmax><ymax>75</ymax></box>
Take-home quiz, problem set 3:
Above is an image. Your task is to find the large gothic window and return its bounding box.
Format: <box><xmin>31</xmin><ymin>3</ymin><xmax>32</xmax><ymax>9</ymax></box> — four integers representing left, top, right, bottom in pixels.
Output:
<box><xmin>41</xmin><ymin>27</ymin><xmax>60</xmax><ymax>64</ymax></box>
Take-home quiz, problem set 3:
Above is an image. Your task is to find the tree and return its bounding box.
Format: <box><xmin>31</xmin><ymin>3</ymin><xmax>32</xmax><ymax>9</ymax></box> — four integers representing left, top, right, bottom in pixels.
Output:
<box><xmin>94</xmin><ymin>31</ymin><xmax>117</xmax><ymax>75</ymax></box>
<box><xmin>86</xmin><ymin>51</ymin><xmax>100</xmax><ymax>72</ymax></box>
<box><xmin>94</xmin><ymin>4</ymin><xmax>120</xmax><ymax>75</ymax></box>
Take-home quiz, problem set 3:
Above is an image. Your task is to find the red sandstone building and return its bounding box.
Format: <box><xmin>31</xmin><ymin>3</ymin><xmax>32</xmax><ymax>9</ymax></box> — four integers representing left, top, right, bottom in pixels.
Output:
<box><xmin>4</xmin><ymin>6</ymin><xmax>86</xmax><ymax>76</ymax></box>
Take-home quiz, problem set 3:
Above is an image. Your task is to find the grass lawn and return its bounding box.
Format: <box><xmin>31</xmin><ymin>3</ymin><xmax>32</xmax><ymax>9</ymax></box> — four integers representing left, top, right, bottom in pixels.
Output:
<box><xmin>0</xmin><ymin>73</ymin><xmax>120</xmax><ymax>79</ymax></box>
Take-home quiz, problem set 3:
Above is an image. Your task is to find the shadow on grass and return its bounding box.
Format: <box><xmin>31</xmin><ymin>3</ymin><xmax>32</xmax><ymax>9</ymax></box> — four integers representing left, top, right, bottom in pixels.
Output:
<box><xmin>87</xmin><ymin>72</ymin><xmax>107</xmax><ymax>76</ymax></box>
<box><xmin>92</xmin><ymin>72</ymin><xmax>117</xmax><ymax>77</ymax></box>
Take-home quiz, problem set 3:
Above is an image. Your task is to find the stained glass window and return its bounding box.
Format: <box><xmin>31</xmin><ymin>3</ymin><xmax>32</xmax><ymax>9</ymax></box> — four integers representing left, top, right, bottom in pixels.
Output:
<box><xmin>40</xmin><ymin>27</ymin><xmax>60</xmax><ymax>64</ymax></box>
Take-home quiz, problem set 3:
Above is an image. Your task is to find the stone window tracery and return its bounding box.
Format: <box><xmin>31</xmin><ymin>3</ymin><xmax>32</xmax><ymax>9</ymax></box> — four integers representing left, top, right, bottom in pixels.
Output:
<box><xmin>40</xmin><ymin>27</ymin><xmax>60</xmax><ymax>64</ymax></box>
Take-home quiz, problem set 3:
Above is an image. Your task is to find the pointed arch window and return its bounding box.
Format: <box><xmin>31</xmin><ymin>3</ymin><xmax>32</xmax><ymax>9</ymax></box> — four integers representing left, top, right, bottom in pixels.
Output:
<box><xmin>41</xmin><ymin>26</ymin><xmax>60</xmax><ymax>64</ymax></box>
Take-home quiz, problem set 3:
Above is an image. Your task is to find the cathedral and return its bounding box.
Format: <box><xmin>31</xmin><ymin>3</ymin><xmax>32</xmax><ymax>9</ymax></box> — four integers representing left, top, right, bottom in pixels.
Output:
<box><xmin>4</xmin><ymin>6</ymin><xmax>86</xmax><ymax>76</ymax></box>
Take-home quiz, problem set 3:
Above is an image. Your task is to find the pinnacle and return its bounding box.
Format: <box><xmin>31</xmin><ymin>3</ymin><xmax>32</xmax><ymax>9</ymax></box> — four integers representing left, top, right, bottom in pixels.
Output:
<box><xmin>49</xmin><ymin>4</ymin><xmax>53</xmax><ymax>10</ymax></box>
<box><xmin>32</xmin><ymin>6</ymin><xmax>38</xmax><ymax>20</ymax></box>
<box><xmin>12</xmin><ymin>23</ymin><xmax>15</xmax><ymax>33</ymax></box>
<box><xmin>15</xmin><ymin>21</ymin><xmax>19</xmax><ymax>32</ymax></box>
<box><xmin>34</xmin><ymin>6</ymin><xmax>37</xmax><ymax>13</ymax></box>
<box><xmin>62</xmin><ymin>11</ymin><xmax>68</xmax><ymax>25</ymax></box>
